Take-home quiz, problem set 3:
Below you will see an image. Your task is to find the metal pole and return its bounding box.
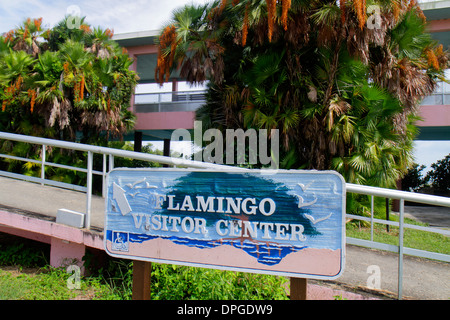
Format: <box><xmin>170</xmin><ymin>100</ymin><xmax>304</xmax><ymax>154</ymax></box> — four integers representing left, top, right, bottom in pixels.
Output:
<box><xmin>398</xmin><ymin>199</ymin><xmax>405</xmax><ymax>300</ymax></box>
<box><xmin>370</xmin><ymin>195</ymin><xmax>374</xmax><ymax>241</ymax></box>
<box><xmin>102</xmin><ymin>154</ymin><xmax>107</xmax><ymax>198</ymax></box>
<box><xmin>109</xmin><ymin>154</ymin><xmax>114</xmax><ymax>172</ymax></box>
<box><xmin>85</xmin><ymin>151</ymin><xmax>93</xmax><ymax>229</ymax></box>
<box><xmin>158</xmin><ymin>92</ymin><xmax>161</xmax><ymax>112</ymax></box>
<box><xmin>386</xmin><ymin>198</ymin><xmax>390</xmax><ymax>232</ymax></box>
<box><xmin>41</xmin><ymin>144</ymin><xmax>46</xmax><ymax>185</ymax></box>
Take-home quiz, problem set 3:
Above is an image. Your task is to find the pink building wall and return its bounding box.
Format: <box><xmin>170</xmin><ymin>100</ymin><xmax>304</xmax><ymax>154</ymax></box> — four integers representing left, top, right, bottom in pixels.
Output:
<box><xmin>427</xmin><ymin>19</ymin><xmax>450</xmax><ymax>33</ymax></box>
<box><xmin>135</xmin><ymin>111</ymin><xmax>196</xmax><ymax>130</ymax></box>
<box><xmin>0</xmin><ymin>209</ymin><xmax>103</xmax><ymax>272</ymax></box>
<box><xmin>418</xmin><ymin>105</ymin><xmax>450</xmax><ymax>127</ymax></box>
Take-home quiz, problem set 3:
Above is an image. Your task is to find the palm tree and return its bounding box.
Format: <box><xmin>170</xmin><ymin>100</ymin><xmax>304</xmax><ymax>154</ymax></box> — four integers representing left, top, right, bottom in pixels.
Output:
<box><xmin>0</xmin><ymin>49</ymin><xmax>36</xmax><ymax>131</ymax></box>
<box><xmin>46</xmin><ymin>16</ymin><xmax>89</xmax><ymax>51</ymax></box>
<box><xmin>0</xmin><ymin>17</ymin><xmax>138</xmax><ymax>142</ymax></box>
<box><xmin>155</xmin><ymin>3</ymin><xmax>226</xmax><ymax>85</ymax></box>
<box><xmin>4</xmin><ymin>18</ymin><xmax>44</xmax><ymax>57</ymax></box>
<box><xmin>156</xmin><ymin>0</ymin><xmax>448</xmax><ymax>188</ymax></box>
<box><xmin>86</xmin><ymin>26</ymin><xmax>116</xmax><ymax>59</ymax></box>
<box><xmin>32</xmin><ymin>50</ymin><xmax>66</xmax><ymax>129</ymax></box>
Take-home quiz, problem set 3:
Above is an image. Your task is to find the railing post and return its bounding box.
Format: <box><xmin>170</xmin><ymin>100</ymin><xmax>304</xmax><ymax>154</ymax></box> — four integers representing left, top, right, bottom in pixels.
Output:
<box><xmin>102</xmin><ymin>154</ymin><xmax>107</xmax><ymax>198</ymax></box>
<box><xmin>85</xmin><ymin>151</ymin><xmax>93</xmax><ymax>229</ymax></box>
<box><xmin>158</xmin><ymin>92</ymin><xmax>161</xmax><ymax>112</ymax></box>
<box><xmin>398</xmin><ymin>199</ymin><xmax>405</xmax><ymax>300</ymax></box>
<box><xmin>109</xmin><ymin>154</ymin><xmax>114</xmax><ymax>172</ymax></box>
<box><xmin>41</xmin><ymin>144</ymin><xmax>46</xmax><ymax>185</ymax></box>
<box><xmin>370</xmin><ymin>195</ymin><xmax>374</xmax><ymax>241</ymax></box>
<box><xmin>386</xmin><ymin>198</ymin><xmax>390</xmax><ymax>232</ymax></box>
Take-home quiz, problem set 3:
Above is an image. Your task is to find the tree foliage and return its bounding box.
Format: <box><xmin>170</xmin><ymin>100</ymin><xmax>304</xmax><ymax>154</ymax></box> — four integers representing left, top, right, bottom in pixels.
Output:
<box><xmin>0</xmin><ymin>16</ymin><xmax>138</xmax><ymax>143</ymax></box>
<box><xmin>401</xmin><ymin>162</ymin><xmax>428</xmax><ymax>192</ymax></box>
<box><xmin>402</xmin><ymin>154</ymin><xmax>450</xmax><ymax>195</ymax></box>
<box><xmin>426</xmin><ymin>154</ymin><xmax>450</xmax><ymax>193</ymax></box>
<box><xmin>156</xmin><ymin>0</ymin><xmax>448</xmax><ymax>188</ymax></box>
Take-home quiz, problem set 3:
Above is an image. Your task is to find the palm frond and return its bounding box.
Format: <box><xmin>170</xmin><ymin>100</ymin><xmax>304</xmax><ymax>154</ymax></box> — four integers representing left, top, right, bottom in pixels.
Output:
<box><xmin>310</xmin><ymin>4</ymin><xmax>341</xmax><ymax>26</ymax></box>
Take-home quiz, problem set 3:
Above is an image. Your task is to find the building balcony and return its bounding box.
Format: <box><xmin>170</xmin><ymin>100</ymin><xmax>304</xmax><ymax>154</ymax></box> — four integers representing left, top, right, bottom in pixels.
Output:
<box><xmin>130</xmin><ymin>77</ymin><xmax>450</xmax><ymax>140</ymax></box>
<box><xmin>420</xmin><ymin>80</ymin><xmax>450</xmax><ymax>106</ymax></box>
<box><xmin>134</xmin><ymin>90</ymin><xmax>206</xmax><ymax>113</ymax></box>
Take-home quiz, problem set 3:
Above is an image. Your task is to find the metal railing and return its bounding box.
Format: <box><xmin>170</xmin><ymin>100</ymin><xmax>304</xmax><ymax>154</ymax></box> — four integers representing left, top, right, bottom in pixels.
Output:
<box><xmin>418</xmin><ymin>0</ymin><xmax>450</xmax><ymax>4</ymax></box>
<box><xmin>421</xmin><ymin>80</ymin><xmax>450</xmax><ymax>105</ymax></box>
<box><xmin>346</xmin><ymin>183</ymin><xmax>450</xmax><ymax>299</ymax></box>
<box><xmin>0</xmin><ymin>131</ymin><xmax>449</xmax><ymax>299</ymax></box>
<box><xmin>0</xmin><ymin>131</ymin><xmax>242</xmax><ymax>229</ymax></box>
<box><xmin>134</xmin><ymin>86</ymin><xmax>450</xmax><ymax>108</ymax></box>
<box><xmin>134</xmin><ymin>90</ymin><xmax>206</xmax><ymax>113</ymax></box>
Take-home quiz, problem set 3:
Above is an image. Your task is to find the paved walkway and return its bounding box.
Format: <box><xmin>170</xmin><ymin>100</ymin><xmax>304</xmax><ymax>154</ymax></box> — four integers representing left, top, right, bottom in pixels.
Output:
<box><xmin>0</xmin><ymin>176</ymin><xmax>448</xmax><ymax>300</ymax></box>
<box><xmin>403</xmin><ymin>205</ymin><xmax>450</xmax><ymax>229</ymax></box>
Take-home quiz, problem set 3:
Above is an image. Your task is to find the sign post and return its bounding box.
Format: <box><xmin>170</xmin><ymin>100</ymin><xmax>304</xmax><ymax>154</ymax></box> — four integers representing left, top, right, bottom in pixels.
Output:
<box><xmin>132</xmin><ymin>260</ymin><xmax>152</xmax><ymax>300</ymax></box>
<box><xmin>290</xmin><ymin>277</ymin><xmax>307</xmax><ymax>300</ymax></box>
<box><xmin>104</xmin><ymin>169</ymin><xmax>346</xmax><ymax>299</ymax></box>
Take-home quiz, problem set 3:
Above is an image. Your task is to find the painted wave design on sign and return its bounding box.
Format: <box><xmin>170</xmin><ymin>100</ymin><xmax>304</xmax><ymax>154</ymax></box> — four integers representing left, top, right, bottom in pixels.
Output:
<box><xmin>155</xmin><ymin>172</ymin><xmax>321</xmax><ymax>237</ymax></box>
<box><xmin>106</xmin><ymin>231</ymin><xmax>306</xmax><ymax>266</ymax></box>
<box><xmin>106</xmin><ymin>170</ymin><xmax>344</xmax><ymax>267</ymax></box>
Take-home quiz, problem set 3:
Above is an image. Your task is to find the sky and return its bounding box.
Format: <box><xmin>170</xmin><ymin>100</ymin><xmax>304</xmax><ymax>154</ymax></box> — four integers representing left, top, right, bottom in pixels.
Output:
<box><xmin>0</xmin><ymin>0</ymin><xmax>448</xmax><ymax>171</ymax></box>
<box><xmin>413</xmin><ymin>141</ymin><xmax>449</xmax><ymax>173</ymax></box>
<box><xmin>0</xmin><ymin>0</ymin><xmax>207</xmax><ymax>34</ymax></box>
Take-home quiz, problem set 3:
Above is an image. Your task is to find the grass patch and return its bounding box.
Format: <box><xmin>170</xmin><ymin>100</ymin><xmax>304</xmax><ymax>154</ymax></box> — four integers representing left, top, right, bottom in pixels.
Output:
<box><xmin>0</xmin><ymin>234</ymin><xmax>122</xmax><ymax>300</ymax></box>
<box><xmin>0</xmin><ymin>233</ymin><xmax>289</xmax><ymax>300</ymax></box>
<box><xmin>346</xmin><ymin>216</ymin><xmax>450</xmax><ymax>255</ymax></box>
<box><xmin>346</xmin><ymin>195</ymin><xmax>449</xmax><ymax>255</ymax></box>
<box><xmin>0</xmin><ymin>266</ymin><xmax>121</xmax><ymax>300</ymax></box>
<box><xmin>0</xmin><ymin>261</ymin><xmax>289</xmax><ymax>300</ymax></box>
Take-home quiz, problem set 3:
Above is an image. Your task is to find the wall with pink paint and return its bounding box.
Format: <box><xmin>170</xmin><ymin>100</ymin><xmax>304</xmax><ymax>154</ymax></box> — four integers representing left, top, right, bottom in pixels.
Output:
<box><xmin>0</xmin><ymin>225</ymin><xmax>51</xmax><ymax>244</ymax></box>
<box><xmin>50</xmin><ymin>237</ymin><xmax>85</xmax><ymax>269</ymax></box>
<box><xmin>0</xmin><ymin>209</ymin><xmax>103</xmax><ymax>272</ymax></box>
<box><xmin>135</xmin><ymin>111</ymin><xmax>196</xmax><ymax>130</ymax></box>
<box><xmin>418</xmin><ymin>105</ymin><xmax>450</xmax><ymax>127</ymax></box>
<box><xmin>427</xmin><ymin>19</ymin><xmax>450</xmax><ymax>33</ymax></box>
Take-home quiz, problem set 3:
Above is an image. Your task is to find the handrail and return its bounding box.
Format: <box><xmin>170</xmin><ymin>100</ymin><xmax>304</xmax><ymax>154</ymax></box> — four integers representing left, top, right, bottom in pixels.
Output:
<box><xmin>134</xmin><ymin>90</ymin><xmax>206</xmax><ymax>99</ymax></box>
<box><xmin>347</xmin><ymin>183</ymin><xmax>450</xmax><ymax>207</ymax></box>
<box><xmin>134</xmin><ymin>90</ymin><xmax>207</xmax><ymax>113</ymax></box>
<box><xmin>346</xmin><ymin>182</ymin><xmax>450</xmax><ymax>299</ymax></box>
<box><xmin>0</xmin><ymin>131</ymin><xmax>248</xmax><ymax>230</ymax></box>
<box><xmin>0</xmin><ymin>131</ymin><xmax>241</xmax><ymax>171</ymax></box>
<box><xmin>134</xmin><ymin>90</ymin><xmax>206</xmax><ymax>104</ymax></box>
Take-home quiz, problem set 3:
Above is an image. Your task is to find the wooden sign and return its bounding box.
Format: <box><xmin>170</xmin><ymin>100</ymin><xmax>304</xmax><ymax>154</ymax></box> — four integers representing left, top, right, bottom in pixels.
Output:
<box><xmin>104</xmin><ymin>169</ymin><xmax>346</xmax><ymax>279</ymax></box>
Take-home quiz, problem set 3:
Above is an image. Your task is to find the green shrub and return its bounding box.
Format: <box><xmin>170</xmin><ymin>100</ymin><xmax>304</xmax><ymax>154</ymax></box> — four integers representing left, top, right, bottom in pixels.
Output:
<box><xmin>0</xmin><ymin>236</ymin><xmax>48</xmax><ymax>267</ymax></box>
<box><xmin>90</xmin><ymin>257</ymin><xmax>289</xmax><ymax>300</ymax></box>
<box><xmin>426</xmin><ymin>154</ymin><xmax>450</xmax><ymax>194</ymax></box>
<box><xmin>151</xmin><ymin>263</ymin><xmax>288</xmax><ymax>300</ymax></box>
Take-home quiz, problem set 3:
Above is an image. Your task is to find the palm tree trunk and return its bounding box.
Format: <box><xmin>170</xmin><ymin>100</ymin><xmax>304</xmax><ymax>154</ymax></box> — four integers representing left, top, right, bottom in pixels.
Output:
<box><xmin>322</xmin><ymin>28</ymin><xmax>345</xmax><ymax>105</ymax></box>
